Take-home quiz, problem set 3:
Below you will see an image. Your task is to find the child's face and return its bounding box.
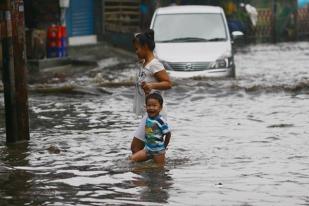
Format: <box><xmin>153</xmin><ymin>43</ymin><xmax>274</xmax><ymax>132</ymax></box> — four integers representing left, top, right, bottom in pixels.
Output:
<box><xmin>146</xmin><ymin>98</ymin><xmax>162</xmax><ymax>117</ymax></box>
<box><xmin>133</xmin><ymin>41</ymin><xmax>147</xmax><ymax>60</ymax></box>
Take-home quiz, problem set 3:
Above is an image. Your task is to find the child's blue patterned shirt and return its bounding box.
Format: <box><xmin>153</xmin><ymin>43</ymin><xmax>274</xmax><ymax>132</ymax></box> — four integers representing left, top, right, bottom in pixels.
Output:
<box><xmin>145</xmin><ymin>115</ymin><xmax>170</xmax><ymax>153</ymax></box>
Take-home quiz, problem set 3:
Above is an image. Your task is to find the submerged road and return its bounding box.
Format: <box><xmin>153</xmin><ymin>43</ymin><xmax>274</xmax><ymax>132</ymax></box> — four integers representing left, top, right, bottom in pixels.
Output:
<box><xmin>0</xmin><ymin>42</ymin><xmax>309</xmax><ymax>205</ymax></box>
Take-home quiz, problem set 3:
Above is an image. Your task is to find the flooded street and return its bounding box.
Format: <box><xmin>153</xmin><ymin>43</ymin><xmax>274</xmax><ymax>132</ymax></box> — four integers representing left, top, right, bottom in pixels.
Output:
<box><xmin>1</xmin><ymin>42</ymin><xmax>309</xmax><ymax>206</ymax></box>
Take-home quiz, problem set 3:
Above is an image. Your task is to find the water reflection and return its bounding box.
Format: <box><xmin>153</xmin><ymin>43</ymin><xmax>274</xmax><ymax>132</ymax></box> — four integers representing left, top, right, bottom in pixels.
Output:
<box><xmin>0</xmin><ymin>143</ymin><xmax>34</xmax><ymax>205</ymax></box>
<box><xmin>0</xmin><ymin>100</ymin><xmax>4</xmax><ymax>134</ymax></box>
<box><xmin>131</xmin><ymin>164</ymin><xmax>173</xmax><ymax>204</ymax></box>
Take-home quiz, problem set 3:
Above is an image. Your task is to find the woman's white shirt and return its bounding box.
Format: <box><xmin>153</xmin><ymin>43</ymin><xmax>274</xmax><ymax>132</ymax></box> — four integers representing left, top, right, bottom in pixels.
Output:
<box><xmin>133</xmin><ymin>58</ymin><xmax>165</xmax><ymax>116</ymax></box>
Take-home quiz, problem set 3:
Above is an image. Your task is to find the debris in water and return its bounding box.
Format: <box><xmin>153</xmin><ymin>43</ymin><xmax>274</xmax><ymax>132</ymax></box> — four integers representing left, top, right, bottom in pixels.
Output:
<box><xmin>47</xmin><ymin>145</ymin><xmax>61</xmax><ymax>154</ymax></box>
<box><xmin>267</xmin><ymin>123</ymin><xmax>294</xmax><ymax>128</ymax></box>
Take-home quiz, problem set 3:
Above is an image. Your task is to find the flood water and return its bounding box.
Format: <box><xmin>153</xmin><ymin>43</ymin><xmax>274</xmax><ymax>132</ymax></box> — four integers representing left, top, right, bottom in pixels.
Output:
<box><xmin>1</xmin><ymin>42</ymin><xmax>309</xmax><ymax>206</ymax></box>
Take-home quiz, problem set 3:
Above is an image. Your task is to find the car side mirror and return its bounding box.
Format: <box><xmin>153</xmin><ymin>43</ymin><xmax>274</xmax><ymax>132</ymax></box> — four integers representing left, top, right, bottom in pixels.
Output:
<box><xmin>232</xmin><ymin>31</ymin><xmax>244</xmax><ymax>40</ymax></box>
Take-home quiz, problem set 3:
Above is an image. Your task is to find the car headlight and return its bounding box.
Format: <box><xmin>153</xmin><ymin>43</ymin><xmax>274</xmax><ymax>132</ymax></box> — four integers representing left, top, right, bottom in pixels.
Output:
<box><xmin>211</xmin><ymin>57</ymin><xmax>233</xmax><ymax>69</ymax></box>
<box><xmin>162</xmin><ymin>61</ymin><xmax>174</xmax><ymax>71</ymax></box>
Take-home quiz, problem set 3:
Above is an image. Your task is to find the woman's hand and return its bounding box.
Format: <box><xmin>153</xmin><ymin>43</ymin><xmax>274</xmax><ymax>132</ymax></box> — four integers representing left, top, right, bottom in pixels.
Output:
<box><xmin>141</xmin><ymin>82</ymin><xmax>152</xmax><ymax>95</ymax></box>
<box><xmin>140</xmin><ymin>69</ymin><xmax>172</xmax><ymax>95</ymax></box>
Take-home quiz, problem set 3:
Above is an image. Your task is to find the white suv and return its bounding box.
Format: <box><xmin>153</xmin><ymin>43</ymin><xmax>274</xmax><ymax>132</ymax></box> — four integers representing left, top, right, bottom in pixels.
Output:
<box><xmin>150</xmin><ymin>5</ymin><xmax>243</xmax><ymax>78</ymax></box>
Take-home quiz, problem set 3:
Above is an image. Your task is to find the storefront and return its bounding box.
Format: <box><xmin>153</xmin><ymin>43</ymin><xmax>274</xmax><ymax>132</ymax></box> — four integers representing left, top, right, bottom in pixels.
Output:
<box><xmin>65</xmin><ymin>0</ymin><xmax>97</xmax><ymax>45</ymax></box>
<box><xmin>24</xmin><ymin>0</ymin><xmax>99</xmax><ymax>59</ymax></box>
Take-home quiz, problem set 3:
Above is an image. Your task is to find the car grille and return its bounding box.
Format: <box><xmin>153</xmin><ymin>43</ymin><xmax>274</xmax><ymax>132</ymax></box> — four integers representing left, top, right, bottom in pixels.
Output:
<box><xmin>167</xmin><ymin>62</ymin><xmax>212</xmax><ymax>71</ymax></box>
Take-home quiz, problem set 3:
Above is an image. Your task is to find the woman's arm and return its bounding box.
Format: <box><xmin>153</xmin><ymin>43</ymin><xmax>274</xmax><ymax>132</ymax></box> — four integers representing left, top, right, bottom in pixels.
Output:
<box><xmin>142</xmin><ymin>70</ymin><xmax>172</xmax><ymax>94</ymax></box>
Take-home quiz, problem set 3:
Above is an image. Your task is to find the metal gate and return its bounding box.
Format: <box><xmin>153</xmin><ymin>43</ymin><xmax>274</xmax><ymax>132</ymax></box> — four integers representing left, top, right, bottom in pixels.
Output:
<box><xmin>66</xmin><ymin>0</ymin><xmax>94</xmax><ymax>37</ymax></box>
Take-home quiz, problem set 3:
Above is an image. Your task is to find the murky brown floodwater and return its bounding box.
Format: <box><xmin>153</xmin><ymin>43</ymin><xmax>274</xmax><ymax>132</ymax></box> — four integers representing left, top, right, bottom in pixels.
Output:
<box><xmin>1</xmin><ymin>42</ymin><xmax>309</xmax><ymax>206</ymax></box>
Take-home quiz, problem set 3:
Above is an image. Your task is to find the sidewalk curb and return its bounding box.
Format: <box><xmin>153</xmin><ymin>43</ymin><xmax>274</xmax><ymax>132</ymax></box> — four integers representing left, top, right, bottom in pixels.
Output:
<box><xmin>27</xmin><ymin>42</ymin><xmax>136</xmax><ymax>74</ymax></box>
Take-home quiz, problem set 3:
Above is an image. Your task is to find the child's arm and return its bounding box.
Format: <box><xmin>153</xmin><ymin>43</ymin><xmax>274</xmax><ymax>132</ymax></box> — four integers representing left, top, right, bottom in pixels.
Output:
<box><xmin>164</xmin><ymin>132</ymin><xmax>171</xmax><ymax>149</ymax></box>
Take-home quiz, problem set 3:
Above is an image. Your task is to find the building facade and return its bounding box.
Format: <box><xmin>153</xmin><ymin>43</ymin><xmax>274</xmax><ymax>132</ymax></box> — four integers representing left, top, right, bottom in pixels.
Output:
<box><xmin>24</xmin><ymin>0</ymin><xmax>101</xmax><ymax>47</ymax></box>
<box><xmin>23</xmin><ymin>0</ymin><xmax>309</xmax><ymax>59</ymax></box>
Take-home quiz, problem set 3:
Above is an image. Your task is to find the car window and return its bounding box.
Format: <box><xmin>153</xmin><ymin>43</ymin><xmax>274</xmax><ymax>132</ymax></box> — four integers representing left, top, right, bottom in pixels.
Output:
<box><xmin>153</xmin><ymin>13</ymin><xmax>227</xmax><ymax>42</ymax></box>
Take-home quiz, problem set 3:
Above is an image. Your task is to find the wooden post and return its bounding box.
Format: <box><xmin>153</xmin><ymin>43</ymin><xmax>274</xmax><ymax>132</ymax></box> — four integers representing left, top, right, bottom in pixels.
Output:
<box><xmin>1</xmin><ymin>0</ymin><xmax>30</xmax><ymax>144</ymax></box>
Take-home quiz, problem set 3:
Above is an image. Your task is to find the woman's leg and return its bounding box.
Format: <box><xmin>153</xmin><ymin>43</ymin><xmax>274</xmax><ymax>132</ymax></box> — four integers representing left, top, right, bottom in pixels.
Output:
<box><xmin>130</xmin><ymin>149</ymin><xmax>148</xmax><ymax>162</ymax></box>
<box><xmin>131</xmin><ymin>115</ymin><xmax>147</xmax><ymax>154</ymax></box>
<box><xmin>131</xmin><ymin>137</ymin><xmax>145</xmax><ymax>154</ymax></box>
<box><xmin>153</xmin><ymin>153</ymin><xmax>165</xmax><ymax>165</ymax></box>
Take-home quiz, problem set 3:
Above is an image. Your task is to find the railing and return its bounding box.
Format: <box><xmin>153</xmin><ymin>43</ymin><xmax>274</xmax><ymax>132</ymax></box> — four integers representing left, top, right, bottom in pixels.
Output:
<box><xmin>248</xmin><ymin>7</ymin><xmax>309</xmax><ymax>42</ymax></box>
<box><xmin>255</xmin><ymin>8</ymin><xmax>272</xmax><ymax>41</ymax></box>
<box><xmin>103</xmin><ymin>0</ymin><xmax>140</xmax><ymax>33</ymax></box>
<box><xmin>297</xmin><ymin>7</ymin><xmax>309</xmax><ymax>37</ymax></box>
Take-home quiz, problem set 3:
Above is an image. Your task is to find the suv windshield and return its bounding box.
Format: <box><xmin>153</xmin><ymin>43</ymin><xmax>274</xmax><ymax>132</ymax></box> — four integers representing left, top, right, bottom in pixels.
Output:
<box><xmin>153</xmin><ymin>13</ymin><xmax>227</xmax><ymax>43</ymax></box>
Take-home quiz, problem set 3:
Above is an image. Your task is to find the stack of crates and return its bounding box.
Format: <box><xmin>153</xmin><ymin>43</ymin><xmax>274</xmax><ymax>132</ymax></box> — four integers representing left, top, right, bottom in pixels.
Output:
<box><xmin>47</xmin><ymin>25</ymin><xmax>68</xmax><ymax>58</ymax></box>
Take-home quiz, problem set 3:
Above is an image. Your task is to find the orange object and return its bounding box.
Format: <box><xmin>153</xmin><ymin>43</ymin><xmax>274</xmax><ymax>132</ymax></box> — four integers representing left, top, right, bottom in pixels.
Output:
<box><xmin>47</xmin><ymin>25</ymin><xmax>67</xmax><ymax>40</ymax></box>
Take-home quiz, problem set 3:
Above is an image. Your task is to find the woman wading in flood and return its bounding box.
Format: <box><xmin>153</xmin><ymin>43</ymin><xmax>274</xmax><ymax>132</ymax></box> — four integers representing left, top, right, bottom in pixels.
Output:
<box><xmin>131</xmin><ymin>29</ymin><xmax>172</xmax><ymax>154</ymax></box>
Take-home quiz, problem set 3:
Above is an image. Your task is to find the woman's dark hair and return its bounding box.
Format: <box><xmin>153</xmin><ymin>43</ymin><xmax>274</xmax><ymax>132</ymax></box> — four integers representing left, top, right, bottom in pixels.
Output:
<box><xmin>133</xmin><ymin>29</ymin><xmax>155</xmax><ymax>51</ymax></box>
<box><xmin>146</xmin><ymin>92</ymin><xmax>163</xmax><ymax>106</ymax></box>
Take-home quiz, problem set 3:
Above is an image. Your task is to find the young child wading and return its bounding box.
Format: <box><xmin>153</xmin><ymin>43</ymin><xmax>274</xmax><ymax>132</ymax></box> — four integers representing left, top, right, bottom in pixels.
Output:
<box><xmin>130</xmin><ymin>93</ymin><xmax>171</xmax><ymax>165</ymax></box>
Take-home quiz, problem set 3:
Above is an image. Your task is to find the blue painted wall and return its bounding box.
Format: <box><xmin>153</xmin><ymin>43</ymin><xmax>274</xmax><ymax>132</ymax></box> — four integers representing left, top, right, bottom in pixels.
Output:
<box><xmin>66</xmin><ymin>0</ymin><xmax>95</xmax><ymax>36</ymax></box>
<box><xmin>298</xmin><ymin>0</ymin><xmax>309</xmax><ymax>8</ymax></box>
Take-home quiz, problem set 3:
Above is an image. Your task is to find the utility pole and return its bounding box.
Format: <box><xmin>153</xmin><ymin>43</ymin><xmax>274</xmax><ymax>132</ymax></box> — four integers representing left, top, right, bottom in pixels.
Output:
<box><xmin>0</xmin><ymin>0</ymin><xmax>30</xmax><ymax>144</ymax></box>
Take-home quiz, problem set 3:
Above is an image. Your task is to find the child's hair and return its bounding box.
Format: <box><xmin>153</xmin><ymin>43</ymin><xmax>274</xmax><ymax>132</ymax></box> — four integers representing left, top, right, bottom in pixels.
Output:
<box><xmin>146</xmin><ymin>92</ymin><xmax>163</xmax><ymax>107</ymax></box>
<box><xmin>133</xmin><ymin>29</ymin><xmax>155</xmax><ymax>51</ymax></box>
